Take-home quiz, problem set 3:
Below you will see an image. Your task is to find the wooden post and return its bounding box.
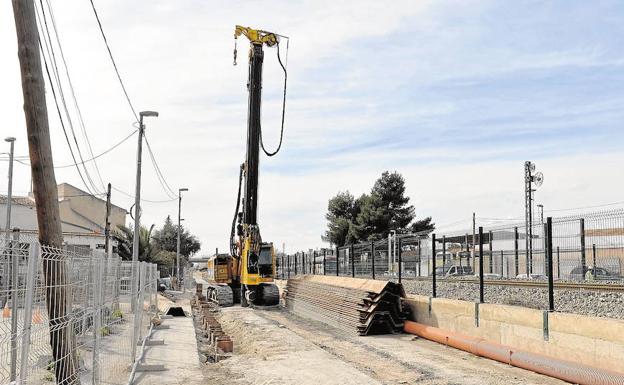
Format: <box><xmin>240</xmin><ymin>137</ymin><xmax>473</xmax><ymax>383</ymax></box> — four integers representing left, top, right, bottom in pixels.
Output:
<box><xmin>104</xmin><ymin>183</ymin><xmax>112</xmax><ymax>254</ymax></box>
<box><xmin>11</xmin><ymin>1</ymin><xmax>79</xmax><ymax>383</ymax></box>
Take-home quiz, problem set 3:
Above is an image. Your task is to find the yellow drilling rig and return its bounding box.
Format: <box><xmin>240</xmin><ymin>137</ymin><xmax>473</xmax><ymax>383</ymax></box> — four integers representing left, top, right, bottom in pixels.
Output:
<box><xmin>204</xmin><ymin>25</ymin><xmax>288</xmax><ymax>307</ymax></box>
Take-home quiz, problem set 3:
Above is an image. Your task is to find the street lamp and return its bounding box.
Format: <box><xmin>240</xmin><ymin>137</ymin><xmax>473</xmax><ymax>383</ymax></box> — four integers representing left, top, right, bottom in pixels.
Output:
<box><xmin>3</xmin><ymin>137</ymin><xmax>15</xmax><ymax>307</ymax></box>
<box><xmin>177</xmin><ymin>188</ymin><xmax>188</xmax><ymax>289</ymax></box>
<box><xmin>3</xmin><ymin>137</ymin><xmax>16</xmax><ymax>235</ymax></box>
<box><xmin>131</xmin><ymin>111</ymin><xmax>158</xmax><ymax>313</ymax></box>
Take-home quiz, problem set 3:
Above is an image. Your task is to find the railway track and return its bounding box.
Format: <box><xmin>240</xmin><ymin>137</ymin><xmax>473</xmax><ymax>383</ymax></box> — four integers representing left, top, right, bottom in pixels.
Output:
<box><xmin>400</xmin><ymin>276</ymin><xmax>624</xmax><ymax>292</ymax></box>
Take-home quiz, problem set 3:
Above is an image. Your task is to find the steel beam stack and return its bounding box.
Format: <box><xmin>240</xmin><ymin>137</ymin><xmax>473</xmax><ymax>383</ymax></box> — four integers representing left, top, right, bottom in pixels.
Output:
<box><xmin>285</xmin><ymin>275</ymin><xmax>408</xmax><ymax>336</ymax></box>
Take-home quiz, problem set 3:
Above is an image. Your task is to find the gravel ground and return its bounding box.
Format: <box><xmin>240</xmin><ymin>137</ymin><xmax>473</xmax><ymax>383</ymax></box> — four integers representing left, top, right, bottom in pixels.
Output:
<box><xmin>400</xmin><ymin>278</ymin><xmax>624</xmax><ymax>319</ymax></box>
<box><xmin>195</xmin><ymin>306</ymin><xmax>564</xmax><ymax>385</ymax></box>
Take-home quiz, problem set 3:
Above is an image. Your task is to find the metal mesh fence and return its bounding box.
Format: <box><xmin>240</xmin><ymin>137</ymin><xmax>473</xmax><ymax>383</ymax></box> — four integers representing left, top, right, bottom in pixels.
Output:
<box><xmin>0</xmin><ymin>231</ymin><xmax>158</xmax><ymax>385</ymax></box>
<box><xmin>278</xmin><ymin>209</ymin><xmax>624</xmax><ymax>317</ymax></box>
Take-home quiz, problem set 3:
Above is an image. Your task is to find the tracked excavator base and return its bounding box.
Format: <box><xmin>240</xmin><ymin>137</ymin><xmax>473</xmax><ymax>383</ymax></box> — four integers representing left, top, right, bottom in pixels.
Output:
<box><xmin>257</xmin><ymin>283</ymin><xmax>280</xmax><ymax>306</ymax></box>
<box><xmin>205</xmin><ymin>284</ymin><xmax>235</xmax><ymax>307</ymax></box>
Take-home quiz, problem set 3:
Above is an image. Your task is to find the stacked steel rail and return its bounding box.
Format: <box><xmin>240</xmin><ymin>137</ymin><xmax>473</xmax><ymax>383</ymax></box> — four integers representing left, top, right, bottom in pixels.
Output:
<box><xmin>285</xmin><ymin>275</ymin><xmax>408</xmax><ymax>335</ymax></box>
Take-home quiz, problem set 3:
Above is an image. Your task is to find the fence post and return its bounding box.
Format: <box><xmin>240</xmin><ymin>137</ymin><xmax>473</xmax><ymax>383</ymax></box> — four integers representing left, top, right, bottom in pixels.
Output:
<box><xmin>500</xmin><ymin>250</ymin><xmax>504</xmax><ymax>277</ymax></box>
<box><xmin>281</xmin><ymin>255</ymin><xmax>284</xmax><ymax>279</ymax></box>
<box><xmin>488</xmin><ymin>230</ymin><xmax>493</xmax><ymax>273</ymax></box>
<box><xmin>92</xmin><ymin>255</ymin><xmax>104</xmax><ymax>384</ymax></box>
<box><xmin>398</xmin><ymin>238</ymin><xmax>402</xmax><ymax>283</ymax></box>
<box><xmin>132</xmin><ymin>262</ymin><xmax>145</xmax><ymax>362</ymax></box>
<box><xmin>294</xmin><ymin>253</ymin><xmax>297</xmax><ymax>276</ymax></box>
<box><xmin>479</xmin><ymin>227</ymin><xmax>484</xmax><ymax>303</ymax></box>
<box><xmin>323</xmin><ymin>249</ymin><xmax>326</xmax><ymax>275</ymax></box>
<box><xmin>442</xmin><ymin>235</ymin><xmax>446</xmax><ymax>272</ymax></box>
<box><xmin>336</xmin><ymin>246</ymin><xmax>339</xmax><ymax>276</ymax></box>
<box><xmin>287</xmin><ymin>254</ymin><xmax>291</xmax><ymax>278</ymax></box>
<box><xmin>542</xmin><ymin>223</ymin><xmax>548</xmax><ymax>275</ymax></box>
<box><xmin>350</xmin><ymin>244</ymin><xmax>355</xmax><ymax>278</ymax></box>
<box><xmin>417</xmin><ymin>240</ymin><xmax>421</xmax><ymax>277</ymax></box>
<box><xmin>371</xmin><ymin>241</ymin><xmax>376</xmax><ymax>279</ymax></box>
<box><xmin>580</xmin><ymin>218</ymin><xmax>586</xmax><ymax>277</ymax></box>
<box><xmin>592</xmin><ymin>244</ymin><xmax>597</xmax><ymax>270</ymax></box>
<box><xmin>9</xmin><ymin>229</ymin><xmax>20</xmax><ymax>381</ymax></box>
<box><xmin>19</xmin><ymin>243</ymin><xmax>39</xmax><ymax>381</ymax></box>
<box><xmin>546</xmin><ymin>217</ymin><xmax>554</xmax><ymax>311</ymax></box>
<box><xmin>556</xmin><ymin>246</ymin><xmax>560</xmax><ymax>279</ymax></box>
<box><xmin>514</xmin><ymin>227</ymin><xmax>519</xmax><ymax>277</ymax></box>
<box><xmin>431</xmin><ymin>234</ymin><xmax>437</xmax><ymax>298</ymax></box>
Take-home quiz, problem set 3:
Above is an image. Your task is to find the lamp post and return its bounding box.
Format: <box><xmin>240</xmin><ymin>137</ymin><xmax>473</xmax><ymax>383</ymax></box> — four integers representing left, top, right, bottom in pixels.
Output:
<box><xmin>131</xmin><ymin>111</ymin><xmax>158</xmax><ymax>312</ymax></box>
<box><xmin>177</xmin><ymin>188</ymin><xmax>188</xmax><ymax>289</ymax></box>
<box><xmin>3</xmin><ymin>137</ymin><xmax>15</xmax><ymax>307</ymax></box>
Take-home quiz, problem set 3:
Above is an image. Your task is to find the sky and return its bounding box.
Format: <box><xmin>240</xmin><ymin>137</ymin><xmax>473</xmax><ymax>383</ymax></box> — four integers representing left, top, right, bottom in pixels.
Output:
<box><xmin>1</xmin><ymin>0</ymin><xmax>623</xmax><ymax>254</ymax></box>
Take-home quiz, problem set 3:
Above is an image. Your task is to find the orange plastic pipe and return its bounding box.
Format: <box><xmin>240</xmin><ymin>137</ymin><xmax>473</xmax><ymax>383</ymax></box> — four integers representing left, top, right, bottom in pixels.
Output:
<box><xmin>404</xmin><ymin>321</ymin><xmax>624</xmax><ymax>385</ymax></box>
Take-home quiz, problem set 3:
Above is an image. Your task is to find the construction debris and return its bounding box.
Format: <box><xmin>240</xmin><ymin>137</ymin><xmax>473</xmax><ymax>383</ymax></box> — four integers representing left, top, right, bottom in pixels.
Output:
<box><xmin>285</xmin><ymin>275</ymin><xmax>408</xmax><ymax>335</ymax></box>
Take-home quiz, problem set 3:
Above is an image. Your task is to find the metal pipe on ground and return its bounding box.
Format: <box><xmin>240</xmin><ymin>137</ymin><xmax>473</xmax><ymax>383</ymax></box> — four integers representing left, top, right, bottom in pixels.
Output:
<box><xmin>404</xmin><ymin>321</ymin><xmax>624</xmax><ymax>385</ymax></box>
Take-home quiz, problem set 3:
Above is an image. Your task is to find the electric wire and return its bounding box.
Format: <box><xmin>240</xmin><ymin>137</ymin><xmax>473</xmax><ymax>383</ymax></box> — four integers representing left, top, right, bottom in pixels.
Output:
<box><xmin>111</xmin><ymin>186</ymin><xmax>177</xmax><ymax>203</ymax></box>
<box><xmin>8</xmin><ymin>130</ymin><xmax>138</xmax><ymax>169</ymax></box>
<box><xmin>143</xmin><ymin>134</ymin><xmax>178</xmax><ymax>199</ymax></box>
<box><xmin>88</xmin><ymin>0</ymin><xmax>139</xmax><ymax>122</ymax></box>
<box><xmin>36</xmin><ymin>1</ymin><xmax>101</xmax><ymax>194</ymax></box>
<box><xmin>43</xmin><ymin>0</ymin><xmax>105</xmax><ymax>191</ymax></box>
<box><xmin>259</xmin><ymin>38</ymin><xmax>288</xmax><ymax>157</ymax></box>
<box><xmin>36</xmin><ymin>17</ymin><xmax>94</xmax><ymax>195</ymax></box>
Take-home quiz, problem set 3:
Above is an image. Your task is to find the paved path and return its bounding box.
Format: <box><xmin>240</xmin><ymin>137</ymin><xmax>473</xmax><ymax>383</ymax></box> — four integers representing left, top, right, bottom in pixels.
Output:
<box><xmin>134</xmin><ymin>299</ymin><xmax>205</xmax><ymax>385</ymax></box>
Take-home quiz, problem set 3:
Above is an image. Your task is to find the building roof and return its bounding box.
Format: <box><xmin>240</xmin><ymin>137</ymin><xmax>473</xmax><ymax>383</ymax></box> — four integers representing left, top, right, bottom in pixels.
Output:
<box><xmin>57</xmin><ymin>182</ymin><xmax>126</xmax><ymax>212</ymax></box>
<box><xmin>0</xmin><ymin>195</ymin><xmax>36</xmax><ymax>208</ymax></box>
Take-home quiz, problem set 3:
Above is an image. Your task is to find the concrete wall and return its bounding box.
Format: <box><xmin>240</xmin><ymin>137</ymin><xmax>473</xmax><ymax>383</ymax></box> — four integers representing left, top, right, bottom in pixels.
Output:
<box><xmin>404</xmin><ymin>294</ymin><xmax>624</xmax><ymax>373</ymax></box>
<box><xmin>0</xmin><ymin>202</ymin><xmax>38</xmax><ymax>231</ymax></box>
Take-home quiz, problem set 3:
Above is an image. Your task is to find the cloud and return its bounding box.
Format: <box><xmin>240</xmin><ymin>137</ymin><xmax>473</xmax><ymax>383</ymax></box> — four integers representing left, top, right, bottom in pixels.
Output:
<box><xmin>1</xmin><ymin>0</ymin><xmax>623</xmax><ymax>254</ymax></box>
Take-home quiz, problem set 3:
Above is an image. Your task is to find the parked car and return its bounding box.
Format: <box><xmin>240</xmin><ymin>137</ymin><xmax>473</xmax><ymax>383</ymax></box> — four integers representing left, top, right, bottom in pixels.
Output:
<box><xmin>433</xmin><ymin>263</ymin><xmax>454</xmax><ymax>276</ymax></box>
<box><xmin>569</xmin><ymin>266</ymin><xmax>621</xmax><ymax>281</ymax></box>
<box><xmin>157</xmin><ymin>278</ymin><xmax>170</xmax><ymax>291</ymax></box>
<box><xmin>474</xmin><ymin>273</ymin><xmax>502</xmax><ymax>279</ymax></box>
<box><xmin>445</xmin><ymin>265</ymin><xmax>473</xmax><ymax>277</ymax></box>
<box><xmin>515</xmin><ymin>273</ymin><xmax>548</xmax><ymax>280</ymax></box>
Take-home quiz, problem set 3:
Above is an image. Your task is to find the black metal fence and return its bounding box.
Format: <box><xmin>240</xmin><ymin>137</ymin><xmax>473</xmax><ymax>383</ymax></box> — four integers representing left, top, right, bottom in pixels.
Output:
<box><xmin>277</xmin><ymin>209</ymin><xmax>624</xmax><ymax>317</ymax></box>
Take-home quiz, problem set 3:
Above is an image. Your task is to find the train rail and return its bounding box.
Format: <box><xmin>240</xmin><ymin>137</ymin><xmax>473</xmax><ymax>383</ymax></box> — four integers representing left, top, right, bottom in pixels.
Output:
<box><xmin>400</xmin><ymin>276</ymin><xmax>624</xmax><ymax>292</ymax></box>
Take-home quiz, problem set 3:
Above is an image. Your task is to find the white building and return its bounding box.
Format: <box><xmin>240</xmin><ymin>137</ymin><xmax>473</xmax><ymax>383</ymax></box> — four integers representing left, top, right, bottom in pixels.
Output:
<box><xmin>1</xmin><ymin>183</ymin><xmax>127</xmax><ymax>252</ymax></box>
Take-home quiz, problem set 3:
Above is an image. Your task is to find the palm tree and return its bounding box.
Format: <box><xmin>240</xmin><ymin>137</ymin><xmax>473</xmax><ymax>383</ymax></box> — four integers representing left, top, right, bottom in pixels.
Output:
<box><xmin>112</xmin><ymin>224</ymin><xmax>156</xmax><ymax>262</ymax></box>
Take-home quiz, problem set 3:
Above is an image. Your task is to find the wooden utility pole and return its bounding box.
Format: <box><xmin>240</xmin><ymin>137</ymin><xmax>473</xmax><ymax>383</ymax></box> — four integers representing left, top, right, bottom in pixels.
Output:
<box><xmin>11</xmin><ymin>1</ymin><xmax>79</xmax><ymax>383</ymax></box>
<box><xmin>104</xmin><ymin>183</ymin><xmax>112</xmax><ymax>254</ymax></box>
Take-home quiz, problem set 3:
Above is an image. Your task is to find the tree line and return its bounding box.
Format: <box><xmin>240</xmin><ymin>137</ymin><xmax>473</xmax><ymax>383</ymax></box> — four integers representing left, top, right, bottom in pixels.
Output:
<box><xmin>112</xmin><ymin>215</ymin><xmax>201</xmax><ymax>276</ymax></box>
<box><xmin>323</xmin><ymin>171</ymin><xmax>434</xmax><ymax>247</ymax></box>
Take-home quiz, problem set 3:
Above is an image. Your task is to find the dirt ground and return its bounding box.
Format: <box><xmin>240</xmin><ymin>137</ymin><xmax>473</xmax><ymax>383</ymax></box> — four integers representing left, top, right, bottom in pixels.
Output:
<box><xmin>197</xmin><ymin>306</ymin><xmax>566</xmax><ymax>385</ymax></box>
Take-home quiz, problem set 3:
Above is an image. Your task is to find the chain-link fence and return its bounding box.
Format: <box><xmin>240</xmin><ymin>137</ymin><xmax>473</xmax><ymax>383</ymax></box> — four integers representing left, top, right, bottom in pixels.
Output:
<box><xmin>278</xmin><ymin>209</ymin><xmax>624</xmax><ymax>318</ymax></box>
<box><xmin>0</xmin><ymin>230</ymin><xmax>158</xmax><ymax>385</ymax></box>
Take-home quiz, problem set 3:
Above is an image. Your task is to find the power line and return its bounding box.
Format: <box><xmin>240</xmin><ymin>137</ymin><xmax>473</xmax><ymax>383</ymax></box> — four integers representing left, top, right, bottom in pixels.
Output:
<box><xmin>43</xmin><ymin>0</ymin><xmax>105</xmax><ymax>191</ymax></box>
<box><xmin>8</xmin><ymin>129</ymin><xmax>137</xmax><ymax>169</ymax></box>
<box><xmin>36</xmin><ymin>1</ymin><xmax>101</xmax><ymax>194</ymax></box>
<box><xmin>144</xmin><ymin>134</ymin><xmax>177</xmax><ymax>199</ymax></box>
<box><xmin>36</xmin><ymin>10</ymin><xmax>94</xmax><ymax>195</ymax></box>
<box><xmin>88</xmin><ymin>0</ymin><xmax>138</xmax><ymax>122</ymax></box>
<box><xmin>111</xmin><ymin>186</ymin><xmax>177</xmax><ymax>203</ymax></box>
<box><xmin>544</xmin><ymin>201</ymin><xmax>624</xmax><ymax>213</ymax></box>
